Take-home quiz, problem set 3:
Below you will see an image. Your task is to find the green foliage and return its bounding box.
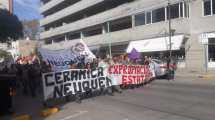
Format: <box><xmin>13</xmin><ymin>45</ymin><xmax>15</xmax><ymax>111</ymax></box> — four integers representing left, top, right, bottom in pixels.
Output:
<box><xmin>0</xmin><ymin>9</ymin><xmax>23</xmax><ymax>42</ymax></box>
<box><xmin>0</xmin><ymin>49</ymin><xmax>10</xmax><ymax>58</ymax></box>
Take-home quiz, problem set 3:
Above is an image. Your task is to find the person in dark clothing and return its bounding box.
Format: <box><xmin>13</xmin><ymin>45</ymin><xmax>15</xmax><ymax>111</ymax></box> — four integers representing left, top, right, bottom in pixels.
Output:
<box><xmin>0</xmin><ymin>77</ymin><xmax>12</xmax><ymax>115</ymax></box>
<box><xmin>166</xmin><ymin>57</ymin><xmax>175</xmax><ymax>80</ymax></box>
<box><xmin>21</xmin><ymin>64</ymin><xmax>29</xmax><ymax>95</ymax></box>
<box><xmin>16</xmin><ymin>64</ymin><xmax>23</xmax><ymax>89</ymax></box>
<box><xmin>0</xmin><ymin>69</ymin><xmax>15</xmax><ymax>115</ymax></box>
<box><xmin>90</xmin><ymin>58</ymin><xmax>98</xmax><ymax>70</ymax></box>
<box><xmin>2</xmin><ymin>66</ymin><xmax>9</xmax><ymax>73</ymax></box>
<box><xmin>144</xmin><ymin>56</ymin><xmax>150</xmax><ymax>65</ymax></box>
<box><xmin>28</xmin><ymin>64</ymin><xmax>38</xmax><ymax>97</ymax></box>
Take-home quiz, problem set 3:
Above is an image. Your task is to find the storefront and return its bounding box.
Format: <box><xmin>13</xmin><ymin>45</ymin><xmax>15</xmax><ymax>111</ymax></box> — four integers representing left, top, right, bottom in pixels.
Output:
<box><xmin>126</xmin><ymin>35</ymin><xmax>186</xmax><ymax>67</ymax></box>
<box><xmin>200</xmin><ymin>32</ymin><xmax>215</xmax><ymax>70</ymax></box>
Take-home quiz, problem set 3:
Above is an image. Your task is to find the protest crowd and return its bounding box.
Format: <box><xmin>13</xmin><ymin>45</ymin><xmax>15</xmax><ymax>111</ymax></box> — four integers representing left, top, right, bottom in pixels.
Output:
<box><xmin>0</xmin><ymin>53</ymin><xmax>157</xmax><ymax>114</ymax></box>
<box><xmin>0</xmin><ymin>41</ymin><xmax>175</xmax><ymax>115</ymax></box>
<box><xmin>0</xmin><ymin>55</ymin><xmax>153</xmax><ymax>94</ymax></box>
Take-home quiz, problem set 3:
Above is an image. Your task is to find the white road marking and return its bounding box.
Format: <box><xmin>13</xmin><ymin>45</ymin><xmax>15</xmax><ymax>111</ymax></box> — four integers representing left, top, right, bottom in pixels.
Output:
<box><xmin>59</xmin><ymin>111</ymin><xmax>88</xmax><ymax>120</ymax></box>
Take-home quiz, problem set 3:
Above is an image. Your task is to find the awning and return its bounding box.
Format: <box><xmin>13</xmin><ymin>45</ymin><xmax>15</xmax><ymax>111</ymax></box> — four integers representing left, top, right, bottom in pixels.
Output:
<box><xmin>126</xmin><ymin>35</ymin><xmax>184</xmax><ymax>53</ymax></box>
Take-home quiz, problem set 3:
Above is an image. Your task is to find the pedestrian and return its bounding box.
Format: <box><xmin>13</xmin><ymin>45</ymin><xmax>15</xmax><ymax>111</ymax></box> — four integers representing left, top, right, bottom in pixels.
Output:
<box><xmin>170</xmin><ymin>58</ymin><xmax>177</xmax><ymax>80</ymax></box>
<box><xmin>8</xmin><ymin>64</ymin><xmax>17</xmax><ymax>96</ymax></box>
<box><xmin>144</xmin><ymin>56</ymin><xmax>149</xmax><ymax>65</ymax></box>
<box><xmin>98</xmin><ymin>57</ymin><xmax>113</xmax><ymax>95</ymax></box>
<box><xmin>166</xmin><ymin>57</ymin><xmax>171</xmax><ymax>80</ymax></box>
<box><xmin>149</xmin><ymin>57</ymin><xmax>156</xmax><ymax>80</ymax></box>
<box><xmin>110</xmin><ymin>56</ymin><xmax>122</xmax><ymax>94</ymax></box>
<box><xmin>21</xmin><ymin>64</ymin><xmax>29</xmax><ymax>95</ymax></box>
<box><xmin>28</xmin><ymin>64</ymin><xmax>38</xmax><ymax>97</ymax></box>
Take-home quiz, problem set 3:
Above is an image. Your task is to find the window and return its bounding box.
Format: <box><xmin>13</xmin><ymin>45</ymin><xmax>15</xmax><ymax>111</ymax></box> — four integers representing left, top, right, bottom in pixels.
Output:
<box><xmin>133</xmin><ymin>1</ymin><xmax>189</xmax><ymax>27</ymax></box>
<box><xmin>184</xmin><ymin>2</ymin><xmax>189</xmax><ymax>17</ymax></box>
<box><xmin>110</xmin><ymin>17</ymin><xmax>132</xmax><ymax>32</ymax></box>
<box><xmin>54</xmin><ymin>36</ymin><xmax>65</xmax><ymax>43</ymax></box>
<box><xmin>180</xmin><ymin>2</ymin><xmax>183</xmax><ymax>17</ymax></box>
<box><xmin>83</xmin><ymin>25</ymin><xmax>103</xmax><ymax>37</ymax></box>
<box><xmin>68</xmin><ymin>32</ymin><xmax>80</xmax><ymax>40</ymax></box>
<box><xmin>204</xmin><ymin>0</ymin><xmax>212</xmax><ymax>16</ymax></box>
<box><xmin>208</xmin><ymin>38</ymin><xmax>215</xmax><ymax>62</ymax></box>
<box><xmin>146</xmin><ymin>11</ymin><xmax>152</xmax><ymax>24</ymax></box>
<box><xmin>168</xmin><ymin>3</ymin><xmax>180</xmax><ymax>19</ymax></box>
<box><xmin>135</xmin><ymin>12</ymin><xmax>145</xmax><ymax>26</ymax></box>
<box><xmin>213</xmin><ymin>0</ymin><xmax>215</xmax><ymax>14</ymax></box>
<box><xmin>152</xmin><ymin>8</ymin><xmax>165</xmax><ymax>23</ymax></box>
<box><xmin>45</xmin><ymin>40</ymin><xmax>52</xmax><ymax>44</ymax></box>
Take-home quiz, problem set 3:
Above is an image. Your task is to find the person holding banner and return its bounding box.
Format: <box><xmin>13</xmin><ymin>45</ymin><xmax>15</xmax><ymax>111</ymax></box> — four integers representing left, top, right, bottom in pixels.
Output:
<box><xmin>110</xmin><ymin>57</ymin><xmax>122</xmax><ymax>94</ymax></box>
<box><xmin>98</xmin><ymin>58</ymin><xmax>113</xmax><ymax>95</ymax></box>
<box><xmin>149</xmin><ymin>57</ymin><xmax>156</xmax><ymax>79</ymax></box>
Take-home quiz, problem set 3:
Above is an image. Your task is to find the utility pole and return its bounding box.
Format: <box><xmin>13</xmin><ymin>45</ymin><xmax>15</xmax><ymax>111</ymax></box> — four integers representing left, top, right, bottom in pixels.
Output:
<box><xmin>107</xmin><ymin>22</ymin><xmax>112</xmax><ymax>58</ymax></box>
<box><xmin>168</xmin><ymin>0</ymin><xmax>172</xmax><ymax>59</ymax></box>
<box><xmin>167</xmin><ymin>0</ymin><xmax>172</xmax><ymax>79</ymax></box>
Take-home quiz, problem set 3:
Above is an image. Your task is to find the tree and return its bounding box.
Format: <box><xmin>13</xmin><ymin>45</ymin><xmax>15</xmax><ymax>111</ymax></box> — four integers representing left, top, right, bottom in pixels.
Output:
<box><xmin>22</xmin><ymin>19</ymin><xmax>40</xmax><ymax>40</ymax></box>
<box><xmin>0</xmin><ymin>9</ymin><xmax>23</xmax><ymax>43</ymax></box>
<box><xmin>0</xmin><ymin>49</ymin><xmax>12</xmax><ymax>63</ymax></box>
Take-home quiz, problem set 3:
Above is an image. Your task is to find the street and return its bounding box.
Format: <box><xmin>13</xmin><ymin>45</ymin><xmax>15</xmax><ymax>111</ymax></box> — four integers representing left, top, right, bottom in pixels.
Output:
<box><xmin>43</xmin><ymin>79</ymin><xmax>215</xmax><ymax>120</ymax></box>
<box><xmin>1</xmin><ymin>0</ymin><xmax>215</xmax><ymax>120</ymax></box>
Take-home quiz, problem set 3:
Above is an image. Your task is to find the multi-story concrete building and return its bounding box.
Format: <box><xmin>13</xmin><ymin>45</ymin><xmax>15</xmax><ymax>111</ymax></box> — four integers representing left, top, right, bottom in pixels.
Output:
<box><xmin>0</xmin><ymin>0</ymin><xmax>13</xmax><ymax>13</ymax></box>
<box><xmin>40</xmin><ymin>0</ymin><xmax>215</xmax><ymax>73</ymax></box>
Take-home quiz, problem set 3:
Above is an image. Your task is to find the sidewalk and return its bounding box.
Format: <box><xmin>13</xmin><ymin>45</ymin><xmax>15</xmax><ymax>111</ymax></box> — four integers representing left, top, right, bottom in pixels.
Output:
<box><xmin>174</xmin><ymin>70</ymin><xmax>215</xmax><ymax>85</ymax></box>
<box><xmin>176</xmin><ymin>70</ymin><xmax>215</xmax><ymax>79</ymax></box>
<box><xmin>0</xmin><ymin>92</ymin><xmax>45</xmax><ymax>120</ymax></box>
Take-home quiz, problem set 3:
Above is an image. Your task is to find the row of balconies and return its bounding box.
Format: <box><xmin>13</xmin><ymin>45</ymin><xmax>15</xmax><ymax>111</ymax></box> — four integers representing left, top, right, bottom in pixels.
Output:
<box><xmin>42</xmin><ymin>17</ymin><xmax>190</xmax><ymax>49</ymax></box>
<box><xmin>40</xmin><ymin>0</ymin><xmax>64</xmax><ymax>13</ymax></box>
<box><xmin>40</xmin><ymin>0</ymin><xmax>171</xmax><ymax>39</ymax></box>
<box><xmin>40</xmin><ymin>0</ymin><xmax>105</xmax><ymax>26</ymax></box>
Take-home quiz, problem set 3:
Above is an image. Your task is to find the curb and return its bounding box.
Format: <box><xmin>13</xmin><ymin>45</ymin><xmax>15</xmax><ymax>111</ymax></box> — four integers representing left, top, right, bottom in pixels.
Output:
<box><xmin>11</xmin><ymin>115</ymin><xmax>31</xmax><ymax>120</ymax></box>
<box><xmin>199</xmin><ymin>75</ymin><xmax>215</xmax><ymax>80</ymax></box>
<box><xmin>11</xmin><ymin>107</ymin><xmax>60</xmax><ymax>120</ymax></box>
<box><xmin>175</xmin><ymin>74</ymin><xmax>215</xmax><ymax>81</ymax></box>
<box><xmin>40</xmin><ymin>107</ymin><xmax>59</xmax><ymax>117</ymax></box>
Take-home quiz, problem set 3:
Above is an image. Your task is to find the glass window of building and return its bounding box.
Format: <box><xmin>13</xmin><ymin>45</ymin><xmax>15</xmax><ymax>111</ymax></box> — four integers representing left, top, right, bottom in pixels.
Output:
<box><xmin>146</xmin><ymin>11</ymin><xmax>152</xmax><ymax>24</ymax></box>
<box><xmin>208</xmin><ymin>38</ymin><xmax>215</xmax><ymax>62</ymax></box>
<box><xmin>204</xmin><ymin>0</ymin><xmax>212</xmax><ymax>16</ymax></box>
<box><xmin>169</xmin><ymin>3</ymin><xmax>180</xmax><ymax>19</ymax></box>
<box><xmin>109</xmin><ymin>17</ymin><xmax>132</xmax><ymax>32</ymax></box>
<box><xmin>184</xmin><ymin>2</ymin><xmax>189</xmax><ymax>17</ymax></box>
<box><xmin>68</xmin><ymin>32</ymin><xmax>80</xmax><ymax>40</ymax></box>
<box><xmin>45</xmin><ymin>39</ymin><xmax>52</xmax><ymax>44</ymax></box>
<box><xmin>180</xmin><ymin>2</ymin><xmax>183</xmax><ymax>17</ymax></box>
<box><xmin>152</xmin><ymin>7</ymin><xmax>165</xmax><ymax>23</ymax></box>
<box><xmin>213</xmin><ymin>0</ymin><xmax>215</xmax><ymax>14</ymax></box>
<box><xmin>135</xmin><ymin>12</ymin><xmax>145</xmax><ymax>26</ymax></box>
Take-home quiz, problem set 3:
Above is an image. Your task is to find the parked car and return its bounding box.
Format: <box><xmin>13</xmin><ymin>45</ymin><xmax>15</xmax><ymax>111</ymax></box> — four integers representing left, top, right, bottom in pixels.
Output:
<box><xmin>150</xmin><ymin>59</ymin><xmax>176</xmax><ymax>78</ymax></box>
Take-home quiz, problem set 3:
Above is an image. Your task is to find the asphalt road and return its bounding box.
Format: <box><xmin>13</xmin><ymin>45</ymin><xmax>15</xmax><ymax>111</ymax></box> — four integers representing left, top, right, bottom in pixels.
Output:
<box><xmin>44</xmin><ymin>79</ymin><xmax>215</xmax><ymax>120</ymax></box>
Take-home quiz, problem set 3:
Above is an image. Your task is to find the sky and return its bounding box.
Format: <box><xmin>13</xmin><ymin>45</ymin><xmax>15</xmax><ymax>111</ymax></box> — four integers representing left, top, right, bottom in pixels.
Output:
<box><xmin>13</xmin><ymin>0</ymin><xmax>42</xmax><ymax>21</ymax></box>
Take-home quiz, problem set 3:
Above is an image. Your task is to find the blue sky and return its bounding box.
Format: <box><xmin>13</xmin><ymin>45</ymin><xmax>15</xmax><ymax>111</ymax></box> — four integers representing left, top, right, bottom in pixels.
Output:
<box><xmin>14</xmin><ymin>0</ymin><xmax>42</xmax><ymax>21</ymax></box>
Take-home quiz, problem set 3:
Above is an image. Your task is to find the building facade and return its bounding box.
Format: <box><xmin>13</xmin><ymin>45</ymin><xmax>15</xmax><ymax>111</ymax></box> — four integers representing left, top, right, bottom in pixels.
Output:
<box><xmin>40</xmin><ymin>0</ymin><xmax>215</xmax><ymax>73</ymax></box>
<box><xmin>0</xmin><ymin>0</ymin><xmax>13</xmax><ymax>13</ymax></box>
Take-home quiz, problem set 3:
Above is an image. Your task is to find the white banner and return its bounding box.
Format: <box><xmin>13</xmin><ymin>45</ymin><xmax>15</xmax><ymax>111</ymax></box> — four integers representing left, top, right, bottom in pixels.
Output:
<box><xmin>42</xmin><ymin>65</ymin><xmax>153</xmax><ymax>100</ymax></box>
<box><xmin>38</xmin><ymin>40</ymin><xmax>95</xmax><ymax>71</ymax></box>
<box><xmin>42</xmin><ymin>67</ymin><xmax>111</xmax><ymax>100</ymax></box>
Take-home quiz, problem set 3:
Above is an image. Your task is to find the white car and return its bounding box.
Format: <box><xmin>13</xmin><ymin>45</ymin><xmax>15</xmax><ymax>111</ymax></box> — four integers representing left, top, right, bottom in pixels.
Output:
<box><xmin>149</xmin><ymin>59</ymin><xmax>168</xmax><ymax>77</ymax></box>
